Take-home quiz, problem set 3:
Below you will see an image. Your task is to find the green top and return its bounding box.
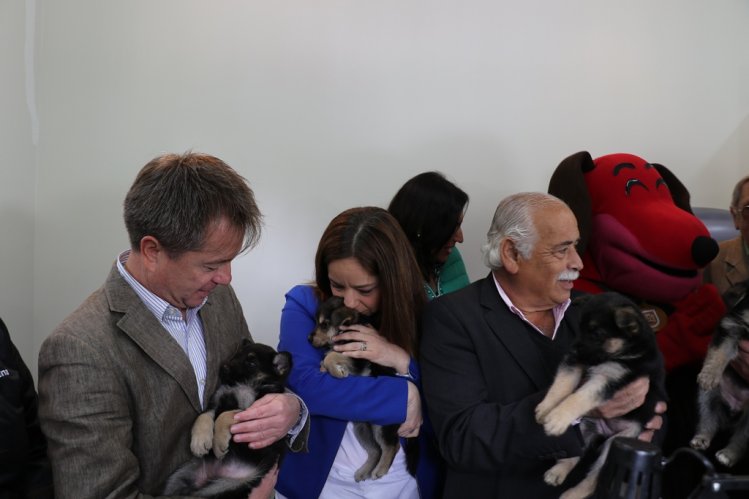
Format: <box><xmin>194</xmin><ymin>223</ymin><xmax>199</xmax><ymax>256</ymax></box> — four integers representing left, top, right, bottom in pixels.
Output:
<box><xmin>424</xmin><ymin>247</ymin><xmax>471</xmax><ymax>300</ymax></box>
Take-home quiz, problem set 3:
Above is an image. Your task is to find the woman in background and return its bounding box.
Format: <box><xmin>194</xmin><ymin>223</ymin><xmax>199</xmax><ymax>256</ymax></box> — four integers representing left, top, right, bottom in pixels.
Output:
<box><xmin>275</xmin><ymin>207</ymin><xmax>438</xmax><ymax>498</ymax></box>
<box><xmin>388</xmin><ymin>171</ymin><xmax>470</xmax><ymax>299</ymax></box>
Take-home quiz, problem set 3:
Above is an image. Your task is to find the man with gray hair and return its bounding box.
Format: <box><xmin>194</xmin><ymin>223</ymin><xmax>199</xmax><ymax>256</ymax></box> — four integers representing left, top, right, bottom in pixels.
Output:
<box><xmin>420</xmin><ymin>192</ymin><xmax>660</xmax><ymax>498</ymax></box>
<box><xmin>38</xmin><ymin>152</ymin><xmax>309</xmax><ymax>498</ymax></box>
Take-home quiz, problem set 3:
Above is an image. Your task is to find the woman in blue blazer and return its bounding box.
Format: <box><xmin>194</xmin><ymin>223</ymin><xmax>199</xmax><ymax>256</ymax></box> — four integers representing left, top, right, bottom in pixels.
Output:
<box><xmin>276</xmin><ymin>207</ymin><xmax>438</xmax><ymax>499</ymax></box>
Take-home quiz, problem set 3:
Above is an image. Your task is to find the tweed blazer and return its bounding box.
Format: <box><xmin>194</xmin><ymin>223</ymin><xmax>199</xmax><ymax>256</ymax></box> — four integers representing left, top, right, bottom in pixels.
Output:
<box><xmin>38</xmin><ymin>264</ymin><xmax>305</xmax><ymax>498</ymax></box>
<box><xmin>704</xmin><ymin>236</ymin><xmax>749</xmax><ymax>297</ymax></box>
<box><xmin>420</xmin><ymin>275</ymin><xmax>584</xmax><ymax>498</ymax></box>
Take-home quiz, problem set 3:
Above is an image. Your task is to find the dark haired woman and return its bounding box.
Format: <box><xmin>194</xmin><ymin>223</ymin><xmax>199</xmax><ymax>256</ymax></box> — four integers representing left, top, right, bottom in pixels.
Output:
<box><xmin>276</xmin><ymin>207</ymin><xmax>438</xmax><ymax>498</ymax></box>
<box><xmin>388</xmin><ymin>171</ymin><xmax>470</xmax><ymax>300</ymax></box>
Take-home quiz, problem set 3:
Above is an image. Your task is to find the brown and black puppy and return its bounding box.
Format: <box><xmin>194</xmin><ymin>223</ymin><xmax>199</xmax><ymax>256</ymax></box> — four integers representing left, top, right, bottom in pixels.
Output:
<box><xmin>534</xmin><ymin>292</ymin><xmax>666</xmax><ymax>499</ymax></box>
<box><xmin>309</xmin><ymin>296</ymin><xmax>415</xmax><ymax>482</ymax></box>
<box><xmin>691</xmin><ymin>281</ymin><xmax>749</xmax><ymax>467</ymax></box>
<box><xmin>163</xmin><ymin>340</ymin><xmax>291</xmax><ymax>499</ymax></box>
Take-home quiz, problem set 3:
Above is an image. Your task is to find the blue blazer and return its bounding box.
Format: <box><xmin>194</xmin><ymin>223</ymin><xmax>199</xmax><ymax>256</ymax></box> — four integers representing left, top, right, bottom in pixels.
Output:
<box><xmin>276</xmin><ymin>285</ymin><xmax>439</xmax><ymax>499</ymax></box>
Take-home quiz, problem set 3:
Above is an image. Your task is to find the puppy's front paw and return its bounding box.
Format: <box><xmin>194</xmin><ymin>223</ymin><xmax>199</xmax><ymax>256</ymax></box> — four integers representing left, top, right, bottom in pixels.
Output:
<box><xmin>190</xmin><ymin>411</ymin><xmax>215</xmax><ymax>457</ymax></box>
<box><xmin>212</xmin><ymin>410</ymin><xmax>240</xmax><ymax>459</ymax></box>
<box><xmin>697</xmin><ymin>369</ymin><xmax>722</xmax><ymax>391</ymax></box>
<box><xmin>716</xmin><ymin>448</ymin><xmax>740</xmax><ymax>467</ymax></box>
<box><xmin>332</xmin><ymin>363</ymin><xmax>350</xmax><ymax>378</ymax></box>
<box><xmin>535</xmin><ymin>400</ymin><xmax>553</xmax><ymax>425</ymax></box>
<box><xmin>690</xmin><ymin>434</ymin><xmax>712</xmax><ymax>450</ymax></box>
<box><xmin>354</xmin><ymin>468</ymin><xmax>371</xmax><ymax>482</ymax></box>
<box><xmin>322</xmin><ymin>353</ymin><xmax>352</xmax><ymax>378</ymax></box>
<box><xmin>544</xmin><ymin>467</ymin><xmax>566</xmax><ymax>486</ymax></box>
<box><xmin>543</xmin><ymin>457</ymin><xmax>578</xmax><ymax>487</ymax></box>
<box><xmin>541</xmin><ymin>408</ymin><xmax>575</xmax><ymax>436</ymax></box>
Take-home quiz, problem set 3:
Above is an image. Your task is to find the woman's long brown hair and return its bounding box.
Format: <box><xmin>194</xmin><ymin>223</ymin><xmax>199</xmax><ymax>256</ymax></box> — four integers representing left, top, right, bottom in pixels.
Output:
<box><xmin>314</xmin><ymin>207</ymin><xmax>426</xmax><ymax>356</ymax></box>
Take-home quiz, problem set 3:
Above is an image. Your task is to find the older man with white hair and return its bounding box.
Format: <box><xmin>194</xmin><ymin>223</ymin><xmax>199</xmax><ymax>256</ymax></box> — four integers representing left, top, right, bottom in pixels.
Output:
<box><xmin>420</xmin><ymin>192</ymin><xmax>662</xmax><ymax>498</ymax></box>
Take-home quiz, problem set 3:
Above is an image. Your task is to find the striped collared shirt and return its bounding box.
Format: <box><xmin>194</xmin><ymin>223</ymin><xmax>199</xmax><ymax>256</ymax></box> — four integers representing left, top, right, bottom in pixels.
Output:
<box><xmin>117</xmin><ymin>250</ymin><xmax>208</xmax><ymax>407</ymax></box>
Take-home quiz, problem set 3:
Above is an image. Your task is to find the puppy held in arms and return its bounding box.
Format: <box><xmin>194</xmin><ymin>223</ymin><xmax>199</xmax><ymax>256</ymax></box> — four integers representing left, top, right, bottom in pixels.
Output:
<box><xmin>691</xmin><ymin>281</ymin><xmax>749</xmax><ymax>467</ymax></box>
<box><xmin>163</xmin><ymin>339</ymin><xmax>291</xmax><ymax>499</ymax></box>
<box><xmin>534</xmin><ymin>292</ymin><xmax>666</xmax><ymax>499</ymax></box>
<box><xmin>308</xmin><ymin>296</ymin><xmax>418</xmax><ymax>482</ymax></box>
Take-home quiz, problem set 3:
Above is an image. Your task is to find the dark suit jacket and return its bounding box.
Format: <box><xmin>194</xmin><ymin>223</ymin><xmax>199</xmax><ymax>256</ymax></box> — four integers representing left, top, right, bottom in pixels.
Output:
<box><xmin>420</xmin><ymin>275</ymin><xmax>584</xmax><ymax>498</ymax></box>
<box><xmin>38</xmin><ymin>264</ymin><xmax>308</xmax><ymax>499</ymax></box>
<box><xmin>0</xmin><ymin>318</ymin><xmax>53</xmax><ymax>498</ymax></box>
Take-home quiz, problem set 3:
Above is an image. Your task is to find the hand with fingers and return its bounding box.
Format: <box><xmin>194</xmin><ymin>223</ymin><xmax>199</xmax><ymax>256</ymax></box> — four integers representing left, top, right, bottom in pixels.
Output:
<box><xmin>587</xmin><ymin>377</ymin><xmax>666</xmax><ymax>442</ymax></box>
<box><xmin>592</xmin><ymin>377</ymin><xmax>649</xmax><ymax>419</ymax></box>
<box><xmin>333</xmin><ymin>324</ymin><xmax>412</xmax><ymax>375</ymax></box>
<box><xmin>230</xmin><ymin>393</ymin><xmax>301</xmax><ymax>449</ymax></box>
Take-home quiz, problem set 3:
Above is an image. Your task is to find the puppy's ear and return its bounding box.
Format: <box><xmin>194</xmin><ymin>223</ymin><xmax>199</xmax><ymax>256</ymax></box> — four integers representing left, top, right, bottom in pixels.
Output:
<box><xmin>614</xmin><ymin>307</ymin><xmax>642</xmax><ymax>335</ymax></box>
<box><xmin>273</xmin><ymin>352</ymin><xmax>292</xmax><ymax>377</ymax></box>
<box><xmin>572</xmin><ymin>293</ymin><xmax>593</xmax><ymax>308</ymax></box>
<box><xmin>340</xmin><ymin>316</ymin><xmax>353</xmax><ymax>327</ymax></box>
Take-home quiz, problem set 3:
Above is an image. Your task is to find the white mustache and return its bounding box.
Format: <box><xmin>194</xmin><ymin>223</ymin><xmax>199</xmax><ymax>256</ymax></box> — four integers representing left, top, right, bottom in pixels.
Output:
<box><xmin>558</xmin><ymin>270</ymin><xmax>580</xmax><ymax>281</ymax></box>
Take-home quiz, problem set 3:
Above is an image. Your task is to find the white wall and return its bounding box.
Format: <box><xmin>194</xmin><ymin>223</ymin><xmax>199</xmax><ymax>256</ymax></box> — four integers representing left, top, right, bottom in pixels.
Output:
<box><xmin>4</xmin><ymin>1</ymin><xmax>749</xmax><ymax>376</ymax></box>
<box><xmin>1</xmin><ymin>1</ymin><xmax>36</xmax><ymax>366</ymax></box>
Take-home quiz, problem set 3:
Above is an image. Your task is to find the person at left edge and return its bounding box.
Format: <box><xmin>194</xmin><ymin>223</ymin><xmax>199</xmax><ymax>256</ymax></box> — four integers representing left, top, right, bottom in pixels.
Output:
<box><xmin>0</xmin><ymin>317</ymin><xmax>54</xmax><ymax>499</ymax></box>
<box><xmin>37</xmin><ymin>152</ymin><xmax>309</xmax><ymax>498</ymax></box>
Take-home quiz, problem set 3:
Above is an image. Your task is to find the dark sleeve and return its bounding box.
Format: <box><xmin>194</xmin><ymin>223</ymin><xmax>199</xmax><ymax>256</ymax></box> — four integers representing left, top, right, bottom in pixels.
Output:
<box><xmin>420</xmin><ymin>297</ymin><xmax>582</xmax><ymax>472</ymax></box>
<box><xmin>0</xmin><ymin>318</ymin><xmax>54</xmax><ymax>498</ymax></box>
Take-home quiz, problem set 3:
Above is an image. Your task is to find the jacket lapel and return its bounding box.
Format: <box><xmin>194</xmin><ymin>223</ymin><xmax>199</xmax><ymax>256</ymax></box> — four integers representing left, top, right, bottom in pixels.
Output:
<box><xmin>724</xmin><ymin>238</ymin><xmax>748</xmax><ymax>289</ymax></box>
<box><xmin>104</xmin><ymin>265</ymin><xmax>203</xmax><ymax>412</ymax></box>
<box><xmin>478</xmin><ymin>274</ymin><xmax>552</xmax><ymax>390</ymax></box>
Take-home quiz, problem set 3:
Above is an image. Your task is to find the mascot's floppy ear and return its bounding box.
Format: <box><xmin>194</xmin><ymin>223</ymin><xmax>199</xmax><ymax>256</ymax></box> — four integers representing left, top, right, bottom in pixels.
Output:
<box><xmin>548</xmin><ymin>151</ymin><xmax>594</xmax><ymax>255</ymax></box>
<box><xmin>652</xmin><ymin>163</ymin><xmax>693</xmax><ymax>214</ymax></box>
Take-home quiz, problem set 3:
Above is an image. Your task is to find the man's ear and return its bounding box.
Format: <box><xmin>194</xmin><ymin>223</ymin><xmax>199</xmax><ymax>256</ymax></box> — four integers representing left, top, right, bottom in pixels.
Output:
<box><xmin>500</xmin><ymin>239</ymin><xmax>521</xmax><ymax>274</ymax></box>
<box><xmin>139</xmin><ymin>236</ymin><xmax>163</xmax><ymax>271</ymax></box>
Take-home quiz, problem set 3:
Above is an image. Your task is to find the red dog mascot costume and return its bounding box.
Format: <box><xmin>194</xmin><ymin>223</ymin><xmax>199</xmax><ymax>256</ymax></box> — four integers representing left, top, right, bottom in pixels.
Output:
<box><xmin>548</xmin><ymin>151</ymin><xmax>725</xmax><ymax>373</ymax></box>
<box><xmin>549</xmin><ymin>151</ymin><xmax>729</xmax><ymax>494</ymax></box>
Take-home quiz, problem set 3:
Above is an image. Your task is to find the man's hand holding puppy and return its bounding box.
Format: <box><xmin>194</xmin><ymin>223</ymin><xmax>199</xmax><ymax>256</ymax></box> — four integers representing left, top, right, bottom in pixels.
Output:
<box><xmin>590</xmin><ymin>377</ymin><xmax>667</xmax><ymax>442</ymax></box>
<box><xmin>231</xmin><ymin>393</ymin><xmax>304</xmax><ymax>449</ymax></box>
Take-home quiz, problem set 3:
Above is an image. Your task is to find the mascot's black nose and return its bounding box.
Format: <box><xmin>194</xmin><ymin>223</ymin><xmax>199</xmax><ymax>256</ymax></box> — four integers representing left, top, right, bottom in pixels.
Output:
<box><xmin>692</xmin><ymin>236</ymin><xmax>719</xmax><ymax>267</ymax></box>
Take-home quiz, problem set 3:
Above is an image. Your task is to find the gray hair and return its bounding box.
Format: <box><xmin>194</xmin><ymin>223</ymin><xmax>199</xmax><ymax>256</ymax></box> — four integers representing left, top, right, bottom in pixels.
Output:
<box><xmin>731</xmin><ymin>175</ymin><xmax>749</xmax><ymax>209</ymax></box>
<box><xmin>481</xmin><ymin>192</ymin><xmax>566</xmax><ymax>270</ymax></box>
